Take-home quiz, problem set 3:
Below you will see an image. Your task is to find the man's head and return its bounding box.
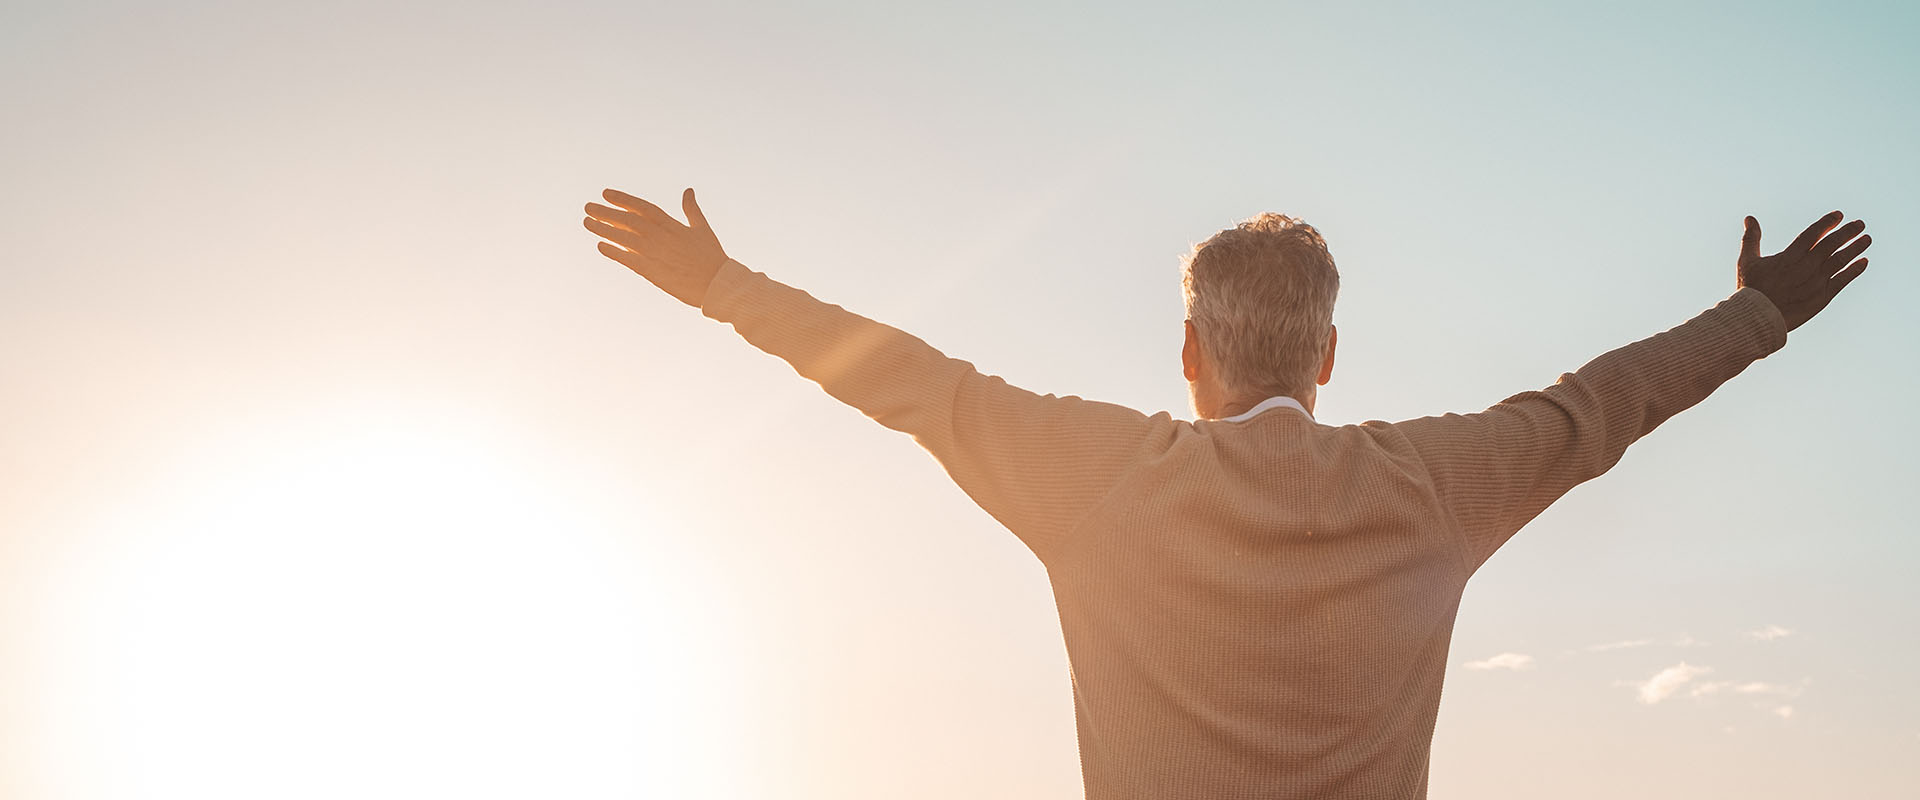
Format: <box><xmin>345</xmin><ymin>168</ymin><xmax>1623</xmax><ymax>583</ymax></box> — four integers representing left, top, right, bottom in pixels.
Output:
<box><xmin>1181</xmin><ymin>213</ymin><xmax>1340</xmax><ymax>419</ymax></box>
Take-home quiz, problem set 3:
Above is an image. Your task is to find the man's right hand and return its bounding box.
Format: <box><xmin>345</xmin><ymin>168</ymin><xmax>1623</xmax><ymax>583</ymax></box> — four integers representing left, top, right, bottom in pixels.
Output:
<box><xmin>1738</xmin><ymin>211</ymin><xmax>1872</xmax><ymax>332</ymax></box>
<box><xmin>584</xmin><ymin>188</ymin><xmax>729</xmax><ymax>308</ymax></box>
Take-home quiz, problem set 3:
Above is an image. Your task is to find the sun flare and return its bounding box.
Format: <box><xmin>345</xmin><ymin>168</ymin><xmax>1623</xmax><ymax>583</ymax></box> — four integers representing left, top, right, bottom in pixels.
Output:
<box><xmin>24</xmin><ymin>412</ymin><xmax>743</xmax><ymax>800</ymax></box>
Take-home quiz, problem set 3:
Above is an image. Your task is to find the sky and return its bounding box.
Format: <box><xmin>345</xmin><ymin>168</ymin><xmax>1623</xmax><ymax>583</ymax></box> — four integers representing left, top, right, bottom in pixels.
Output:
<box><xmin>3</xmin><ymin>0</ymin><xmax>1917</xmax><ymax>798</ymax></box>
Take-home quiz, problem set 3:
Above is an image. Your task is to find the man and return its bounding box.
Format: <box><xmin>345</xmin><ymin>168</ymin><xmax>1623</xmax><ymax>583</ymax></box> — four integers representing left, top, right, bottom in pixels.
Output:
<box><xmin>582</xmin><ymin>190</ymin><xmax>1869</xmax><ymax>799</ymax></box>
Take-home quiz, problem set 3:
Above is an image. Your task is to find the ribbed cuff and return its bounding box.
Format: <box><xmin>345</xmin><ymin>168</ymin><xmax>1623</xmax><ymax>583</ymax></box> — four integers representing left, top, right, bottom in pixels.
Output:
<box><xmin>1723</xmin><ymin>286</ymin><xmax>1790</xmax><ymax>356</ymax></box>
<box><xmin>701</xmin><ymin>259</ymin><xmax>759</xmax><ymax>323</ymax></box>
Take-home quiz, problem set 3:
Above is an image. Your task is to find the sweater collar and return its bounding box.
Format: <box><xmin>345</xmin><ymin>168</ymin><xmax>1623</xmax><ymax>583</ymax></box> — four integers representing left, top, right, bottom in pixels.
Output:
<box><xmin>1220</xmin><ymin>395</ymin><xmax>1314</xmax><ymax>423</ymax></box>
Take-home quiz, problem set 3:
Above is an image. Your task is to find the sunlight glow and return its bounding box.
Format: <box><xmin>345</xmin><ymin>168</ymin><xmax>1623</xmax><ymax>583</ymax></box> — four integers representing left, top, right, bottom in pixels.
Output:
<box><xmin>26</xmin><ymin>412</ymin><xmax>741</xmax><ymax>800</ymax></box>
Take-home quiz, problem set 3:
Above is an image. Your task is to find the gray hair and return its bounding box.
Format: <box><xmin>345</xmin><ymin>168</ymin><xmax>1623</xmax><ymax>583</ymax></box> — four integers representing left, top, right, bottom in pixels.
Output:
<box><xmin>1181</xmin><ymin>213</ymin><xmax>1340</xmax><ymax>400</ymax></box>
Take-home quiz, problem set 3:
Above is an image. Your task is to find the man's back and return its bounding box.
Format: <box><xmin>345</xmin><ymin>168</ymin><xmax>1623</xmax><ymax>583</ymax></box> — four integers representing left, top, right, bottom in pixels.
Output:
<box><xmin>1056</xmin><ymin>412</ymin><xmax>1465</xmax><ymax>798</ymax></box>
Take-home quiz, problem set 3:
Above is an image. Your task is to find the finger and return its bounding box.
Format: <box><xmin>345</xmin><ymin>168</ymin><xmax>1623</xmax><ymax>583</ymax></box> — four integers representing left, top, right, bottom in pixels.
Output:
<box><xmin>584</xmin><ymin>216</ymin><xmax>650</xmax><ymax>252</ymax></box>
<box><xmin>585</xmin><ymin>202</ymin><xmax>668</xmax><ymax>236</ymax></box>
<box><xmin>597</xmin><ymin>240</ymin><xmax>667</xmax><ymax>277</ymax></box>
<box><xmin>1740</xmin><ymin>216</ymin><xmax>1762</xmax><ymax>266</ymax></box>
<box><xmin>602</xmin><ymin>188</ymin><xmax>681</xmax><ymax>227</ymax></box>
<box><xmin>1785</xmin><ymin>210</ymin><xmax>1844</xmax><ymax>255</ymax></box>
<box><xmin>1826</xmin><ymin>232</ymin><xmax>1872</xmax><ymax>269</ymax></box>
<box><xmin>682</xmin><ymin>188</ymin><xmax>714</xmax><ymax>234</ymax></box>
<box><xmin>1823</xmin><ymin>258</ymin><xmax>1867</xmax><ymax>301</ymax></box>
<box><xmin>1809</xmin><ymin>219</ymin><xmax>1866</xmax><ymax>260</ymax></box>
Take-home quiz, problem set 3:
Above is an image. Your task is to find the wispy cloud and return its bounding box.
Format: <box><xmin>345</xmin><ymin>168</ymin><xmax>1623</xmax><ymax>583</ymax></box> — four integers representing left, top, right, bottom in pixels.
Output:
<box><xmin>1465</xmin><ymin>652</ymin><xmax>1535</xmax><ymax>671</ymax></box>
<box><xmin>1689</xmin><ymin>681</ymin><xmax>1728</xmax><ymax>698</ymax></box>
<box><xmin>1772</xmin><ymin>705</ymin><xmax>1795</xmax><ymax>720</ymax></box>
<box><xmin>1689</xmin><ymin>680</ymin><xmax>1802</xmax><ymax>698</ymax></box>
<box><xmin>1632</xmin><ymin>662</ymin><xmax>1712</xmax><ymax>704</ymax></box>
<box><xmin>1747</xmin><ymin>624</ymin><xmax>1794</xmax><ymax>642</ymax></box>
<box><xmin>1584</xmin><ymin>638</ymin><xmax>1655</xmax><ymax>653</ymax></box>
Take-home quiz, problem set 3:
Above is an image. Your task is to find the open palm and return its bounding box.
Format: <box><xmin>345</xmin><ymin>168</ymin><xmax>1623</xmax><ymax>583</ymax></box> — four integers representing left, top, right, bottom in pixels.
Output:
<box><xmin>584</xmin><ymin>188</ymin><xmax>728</xmax><ymax>307</ymax></box>
<box><xmin>1738</xmin><ymin>211</ymin><xmax>1871</xmax><ymax>332</ymax></box>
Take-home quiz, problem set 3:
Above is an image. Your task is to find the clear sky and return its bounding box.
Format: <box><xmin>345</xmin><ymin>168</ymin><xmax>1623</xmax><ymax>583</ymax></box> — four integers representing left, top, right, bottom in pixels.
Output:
<box><xmin>3</xmin><ymin>1</ymin><xmax>1916</xmax><ymax>798</ymax></box>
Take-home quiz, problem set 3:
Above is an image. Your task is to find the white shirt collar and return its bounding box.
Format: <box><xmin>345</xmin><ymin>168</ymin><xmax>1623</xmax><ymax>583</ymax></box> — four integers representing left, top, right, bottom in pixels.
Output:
<box><xmin>1219</xmin><ymin>395</ymin><xmax>1314</xmax><ymax>423</ymax></box>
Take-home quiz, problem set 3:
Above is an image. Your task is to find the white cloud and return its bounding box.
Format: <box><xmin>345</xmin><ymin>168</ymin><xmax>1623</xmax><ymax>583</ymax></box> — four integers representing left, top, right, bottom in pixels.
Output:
<box><xmin>1688</xmin><ymin>677</ymin><xmax>1808</xmax><ymax>702</ymax></box>
<box><xmin>1773</xmin><ymin>705</ymin><xmax>1795</xmax><ymax>720</ymax></box>
<box><xmin>1748</xmin><ymin>625</ymin><xmax>1794</xmax><ymax>642</ymax></box>
<box><xmin>1689</xmin><ymin>680</ymin><xmax>1731</xmax><ymax>698</ymax></box>
<box><xmin>1734</xmin><ymin>681</ymin><xmax>1800</xmax><ymax>696</ymax></box>
<box><xmin>1465</xmin><ymin>652</ymin><xmax>1535</xmax><ymax>671</ymax></box>
<box><xmin>1633</xmin><ymin>662</ymin><xmax>1712</xmax><ymax>704</ymax></box>
<box><xmin>1584</xmin><ymin>638</ymin><xmax>1655</xmax><ymax>653</ymax></box>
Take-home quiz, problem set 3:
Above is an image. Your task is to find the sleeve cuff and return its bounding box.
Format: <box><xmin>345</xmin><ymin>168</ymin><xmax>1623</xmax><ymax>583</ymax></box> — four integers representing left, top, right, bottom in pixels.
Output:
<box><xmin>1727</xmin><ymin>286</ymin><xmax>1790</xmax><ymax>356</ymax></box>
<box><xmin>700</xmin><ymin>259</ymin><xmax>759</xmax><ymax>323</ymax></box>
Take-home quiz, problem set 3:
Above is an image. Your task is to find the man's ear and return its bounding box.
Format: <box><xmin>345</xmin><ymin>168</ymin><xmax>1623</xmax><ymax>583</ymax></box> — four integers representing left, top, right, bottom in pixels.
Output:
<box><xmin>1316</xmin><ymin>324</ymin><xmax>1337</xmax><ymax>386</ymax></box>
<box><xmin>1183</xmin><ymin>320</ymin><xmax>1201</xmax><ymax>382</ymax></box>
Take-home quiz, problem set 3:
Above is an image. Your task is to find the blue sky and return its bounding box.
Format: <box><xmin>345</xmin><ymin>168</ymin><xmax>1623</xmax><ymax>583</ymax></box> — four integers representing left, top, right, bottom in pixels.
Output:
<box><xmin>3</xmin><ymin>1</ymin><xmax>1916</xmax><ymax>798</ymax></box>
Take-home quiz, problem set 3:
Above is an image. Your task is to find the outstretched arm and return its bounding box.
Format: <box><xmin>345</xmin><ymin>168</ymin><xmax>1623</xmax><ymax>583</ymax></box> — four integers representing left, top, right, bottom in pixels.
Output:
<box><xmin>583</xmin><ymin>188</ymin><xmax>1173</xmax><ymax>563</ymax></box>
<box><xmin>1395</xmin><ymin>212</ymin><xmax>1872</xmax><ymax>570</ymax></box>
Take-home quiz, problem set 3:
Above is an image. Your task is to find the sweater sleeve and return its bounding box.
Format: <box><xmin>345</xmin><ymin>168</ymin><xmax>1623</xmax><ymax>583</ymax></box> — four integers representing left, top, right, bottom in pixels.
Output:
<box><xmin>1393</xmin><ymin>288</ymin><xmax>1790</xmax><ymax>570</ymax></box>
<box><xmin>699</xmin><ymin>259</ymin><xmax>1172</xmax><ymax>564</ymax></box>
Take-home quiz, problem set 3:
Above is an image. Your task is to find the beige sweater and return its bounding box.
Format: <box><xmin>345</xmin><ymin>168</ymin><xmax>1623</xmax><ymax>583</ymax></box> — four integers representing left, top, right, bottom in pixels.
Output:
<box><xmin>701</xmin><ymin>259</ymin><xmax>1790</xmax><ymax>799</ymax></box>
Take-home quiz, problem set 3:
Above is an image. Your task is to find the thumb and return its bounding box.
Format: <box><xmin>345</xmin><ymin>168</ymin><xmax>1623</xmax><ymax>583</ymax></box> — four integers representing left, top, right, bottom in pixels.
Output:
<box><xmin>1739</xmin><ymin>215</ymin><xmax>1762</xmax><ymax>266</ymax></box>
<box><xmin>683</xmin><ymin>188</ymin><xmax>713</xmax><ymax>234</ymax></box>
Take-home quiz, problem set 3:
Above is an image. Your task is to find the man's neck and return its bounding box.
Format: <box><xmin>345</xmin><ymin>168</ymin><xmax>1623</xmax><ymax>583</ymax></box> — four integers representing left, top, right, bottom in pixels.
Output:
<box><xmin>1215</xmin><ymin>396</ymin><xmax>1265</xmax><ymax>419</ymax></box>
<box><xmin>1214</xmin><ymin>388</ymin><xmax>1316</xmax><ymax>420</ymax></box>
